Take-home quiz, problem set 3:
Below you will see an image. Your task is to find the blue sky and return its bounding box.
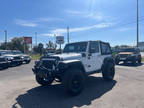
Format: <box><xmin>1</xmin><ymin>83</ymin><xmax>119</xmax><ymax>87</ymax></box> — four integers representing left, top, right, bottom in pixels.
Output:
<box><xmin>0</xmin><ymin>0</ymin><xmax>144</xmax><ymax>47</ymax></box>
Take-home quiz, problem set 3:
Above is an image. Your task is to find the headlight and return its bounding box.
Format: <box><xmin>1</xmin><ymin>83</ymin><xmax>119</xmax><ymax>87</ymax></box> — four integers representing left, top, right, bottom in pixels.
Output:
<box><xmin>7</xmin><ymin>57</ymin><xmax>14</xmax><ymax>60</ymax></box>
<box><xmin>21</xmin><ymin>56</ymin><xmax>24</xmax><ymax>59</ymax></box>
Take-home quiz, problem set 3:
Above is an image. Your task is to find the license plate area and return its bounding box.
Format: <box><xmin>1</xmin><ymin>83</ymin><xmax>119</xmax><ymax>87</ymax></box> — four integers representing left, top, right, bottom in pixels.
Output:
<box><xmin>120</xmin><ymin>58</ymin><xmax>126</xmax><ymax>60</ymax></box>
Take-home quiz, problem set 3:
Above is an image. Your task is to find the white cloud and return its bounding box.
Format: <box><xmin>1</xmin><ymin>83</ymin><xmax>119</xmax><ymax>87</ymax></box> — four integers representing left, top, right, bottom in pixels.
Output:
<box><xmin>50</xmin><ymin>23</ymin><xmax>114</xmax><ymax>35</ymax></box>
<box><xmin>65</xmin><ymin>10</ymin><xmax>85</xmax><ymax>15</ymax></box>
<box><xmin>118</xmin><ymin>27</ymin><xmax>135</xmax><ymax>31</ymax></box>
<box><xmin>65</xmin><ymin>10</ymin><xmax>105</xmax><ymax>21</ymax></box>
<box><xmin>41</xmin><ymin>33</ymin><xmax>56</xmax><ymax>37</ymax></box>
<box><xmin>15</xmin><ymin>19</ymin><xmax>38</xmax><ymax>27</ymax></box>
<box><xmin>36</xmin><ymin>17</ymin><xmax>63</xmax><ymax>22</ymax></box>
<box><xmin>15</xmin><ymin>17</ymin><xmax>63</xmax><ymax>27</ymax></box>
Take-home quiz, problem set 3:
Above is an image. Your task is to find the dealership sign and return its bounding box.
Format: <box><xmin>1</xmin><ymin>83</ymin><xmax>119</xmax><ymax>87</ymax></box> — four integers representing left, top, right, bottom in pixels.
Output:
<box><xmin>24</xmin><ymin>37</ymin><xmax>32</xmax><ymax>44</ymax></box>
<box><xmin>56</xmin><ymin>36</ymin><xmax>64</xmax><ymax>44</ymax></box>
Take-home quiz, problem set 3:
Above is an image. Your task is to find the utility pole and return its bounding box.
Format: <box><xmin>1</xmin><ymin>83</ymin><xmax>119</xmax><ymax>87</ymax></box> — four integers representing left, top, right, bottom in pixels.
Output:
<box><xmin>35</xmin><ymin>32</ymin><xmax>37</xmax><ymax>46</ymax></box>
<box><xmin>67</xmin><ymin>26</ymin><xmax>69</xmax><ymax>43</ymax></box>
<box><xmin>23</xmin><ymin>36</ymin><xmax>26</xmax><ymax>54</ymax></box>
<box><xmin>136</xmin><ymin>0</ymin><xmax>139</xmax><ymax>47</ymax></box>
<box><xmin>4</xmin><ymin>30</ymin><xmax>7</xmax><ymax>50</ymax></box>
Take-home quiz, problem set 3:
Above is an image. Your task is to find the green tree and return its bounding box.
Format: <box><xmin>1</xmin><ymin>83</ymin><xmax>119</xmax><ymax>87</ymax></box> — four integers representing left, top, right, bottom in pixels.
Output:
<box><xmin>46</xmin><ymin>41</ymin><xmax>57</xmax><ymax>50</ymax></box>
<box><xmin>33</xmin><ymin>43</ymin><xmax>44</xmax><ymax>55</ymax></box>
<box><xmin>0</xmin><ymin>37</ymin><xmax>29</xmax><ymax>53</ymax></box>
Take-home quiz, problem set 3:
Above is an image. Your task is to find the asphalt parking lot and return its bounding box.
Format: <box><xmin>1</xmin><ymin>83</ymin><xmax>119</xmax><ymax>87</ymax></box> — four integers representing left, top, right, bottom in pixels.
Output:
<box><xmin>0</xmin><ymin>61</ymin><xmax>144</xmax><ymax>108</ymax></box>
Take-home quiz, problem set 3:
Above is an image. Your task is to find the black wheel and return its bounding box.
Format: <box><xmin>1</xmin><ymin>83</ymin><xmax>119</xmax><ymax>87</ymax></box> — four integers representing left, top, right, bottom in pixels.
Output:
<box><xmin>138</xmin><ymin>57</ymin><xmax>142</xmax><ymax>64</ymax></box>
<box><xmin>18</xmin><ymin>61</ymin><xmax>23</xmax><ymax>65</ymax></box>
<box><xmin>62</xmin><ymin>68</ymin><xmax>85</xmax><ymax>96</ymax></box>
<box><xmin>26</xmin><ymin>60</ymin><xmax>30</xmax><ymax>64</ymax></box>
<box><xmin>35</xmin><ymin>75</ymin><xmax>54</xmax><ymax>86</ymax></box>
<box><xmin>124</xmin><ymin>61</ymin><xmax>127</xmax><ymax>64</ymax></box>
<box><xmin>102</xmin><ymin>60</ymin><xmax>115</xmax><ymax>81</ymax></box>
<box><xmin>115</xmin><ymin>59</ymin><xmax>119</xmax><ymax>65</ymax></box>
<box><xmin>132</xmin><ymin>57</ymin><xmax>136</xmax><ymax>65</ymax></box>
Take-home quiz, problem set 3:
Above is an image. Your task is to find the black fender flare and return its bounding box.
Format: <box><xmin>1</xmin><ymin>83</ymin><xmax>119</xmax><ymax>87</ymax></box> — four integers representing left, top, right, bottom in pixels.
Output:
<box><xmin>57</xmin><ymin>60</ymin><xmax>86</xmax><ymax>75</ymax></box>
<box><xmin>102</xmin><ymin>57</ymin><xmax>115</xmax><ymax>69</ymax></box>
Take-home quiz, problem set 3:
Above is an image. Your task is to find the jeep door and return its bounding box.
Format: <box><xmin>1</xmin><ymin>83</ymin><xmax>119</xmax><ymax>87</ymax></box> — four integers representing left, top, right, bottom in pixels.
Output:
<box><xmin>85</xmin><ymin>41</ymin><xmax>102</xmax><ymax>72</ymax></box>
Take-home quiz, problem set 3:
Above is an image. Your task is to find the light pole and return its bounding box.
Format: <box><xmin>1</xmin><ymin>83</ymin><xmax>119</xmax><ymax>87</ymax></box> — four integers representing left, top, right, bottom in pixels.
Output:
<box><xmin>4</xmin><ymin>30</ymin><xmax>7</xmax><ymax>50</ymax></box>
<box><xmin>35</xmin><ymin>32</ymin><xmax>37</xmax><ymax>46</ymax></box>
<box><xmin>67</xmin><ymin>26</ymin><xmax>69</xmax><ymax>43</ymax></box>
<box><xmin>136</xmin><ymin>0</ymin><xmax>139</xmax><ymax>47</ymax></box>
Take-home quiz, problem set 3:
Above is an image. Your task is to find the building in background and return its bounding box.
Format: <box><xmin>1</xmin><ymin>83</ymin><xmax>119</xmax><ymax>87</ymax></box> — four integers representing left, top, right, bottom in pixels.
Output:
<box><xmin>138</xmin><ymin>42</ymin><xmax>144</xmax><ymax>52</ymax></box>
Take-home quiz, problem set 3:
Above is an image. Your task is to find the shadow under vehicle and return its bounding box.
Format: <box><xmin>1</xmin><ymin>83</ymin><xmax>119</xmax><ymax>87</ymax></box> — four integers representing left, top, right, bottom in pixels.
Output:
<box><xmin>12</xmin><ymin>76</ymin><xmax>117</xmax><ymax>108</ymax></box>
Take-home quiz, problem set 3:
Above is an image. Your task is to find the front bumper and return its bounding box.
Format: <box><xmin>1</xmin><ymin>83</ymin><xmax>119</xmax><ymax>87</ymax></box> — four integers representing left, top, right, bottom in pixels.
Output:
<box><xmin>32</xmin><ymin>66</ymin><xmax>56</xmax><ymax>78</ymax></box>
<box><xmin>9</xmin><ymin>59</ymin><xmax>23</xmax><ymax>66</ymax></box>
<box><xmin>119</xmin><ymin>56</ymin><xmax>135</xmax><ymax>61</ymax></box>
<box><xmin>0</xmin><ymin>62</ymin><xmax>9</xmax><ymax>68</ymax></box>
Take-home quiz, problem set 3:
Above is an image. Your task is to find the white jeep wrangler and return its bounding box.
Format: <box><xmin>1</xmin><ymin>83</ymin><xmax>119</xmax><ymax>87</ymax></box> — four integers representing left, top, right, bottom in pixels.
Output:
<box><xmin>32</xmin><ymin>41</ymin><xmax>115</xmax><ymax>96</ymax></box>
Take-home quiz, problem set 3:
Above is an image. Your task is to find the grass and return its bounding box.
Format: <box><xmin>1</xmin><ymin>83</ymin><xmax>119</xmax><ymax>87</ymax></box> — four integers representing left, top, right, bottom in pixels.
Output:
<box><xmin>30</xmin><ymin>54</ymin><xmax>42</xmax><ymax>60</ymax></box>
<box><xmin>142</xmin><ymin>57</ymin><xmax>144</xmax><ymax>62</ymax></box>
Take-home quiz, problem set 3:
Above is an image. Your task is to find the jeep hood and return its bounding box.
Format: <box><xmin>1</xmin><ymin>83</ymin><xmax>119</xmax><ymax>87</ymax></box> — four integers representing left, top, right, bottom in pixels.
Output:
<box><xmin>3</xmin><ymin>54</ymin><xmax>19</xmax><ymax>57</ymax></box>
<box><xmin>52</xmin><ymin>53</ymin><xmax>82</xmax><ymax>61</ymax></box>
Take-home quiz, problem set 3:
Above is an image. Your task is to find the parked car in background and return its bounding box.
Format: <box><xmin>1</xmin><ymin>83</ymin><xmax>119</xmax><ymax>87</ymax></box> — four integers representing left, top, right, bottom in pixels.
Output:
<box><xmin>12</xmin><ymin>50</ymin><xmax>31</xmax><ymax>64</ymax></box>
<box><xmin>0</xmin><ymin>51</ymin><xmax>9</xmax><ymax>69</ymax></box>
<box><xmin>0</xmin><ymin>50</ymin><xmax>23</xmax><ymax>66</ymax></box>
<box><xmin>115</xmin><ymin>47</ymin><xmax>142</xmax><ymax>65</ymax></box>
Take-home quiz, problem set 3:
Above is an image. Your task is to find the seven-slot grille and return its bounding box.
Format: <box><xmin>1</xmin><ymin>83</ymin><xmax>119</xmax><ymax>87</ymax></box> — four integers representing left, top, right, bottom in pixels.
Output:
<box><xmin>42</xmin><ymin>60</ymin><xmax>56</xmax><ymax>69</ymax></box>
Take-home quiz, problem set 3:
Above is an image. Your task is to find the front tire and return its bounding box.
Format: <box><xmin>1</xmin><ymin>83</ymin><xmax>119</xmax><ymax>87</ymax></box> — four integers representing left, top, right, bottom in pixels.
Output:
<box><xmin>115</xmin><ymin>59</ymin><xmax>119</xmax><ymax>65</ymax></box>
<box><xmin>138</xmin><ymin>57</ymin><xmax>142</xmax><ymax>64</ymax></box>
<box><xmin>26</xmin><ymin>60</ymin><xmax>30</xmax><ymax>64</ymax></box>
<box><xmin>132</xmin><ymin>57</ymin><xmax>136</xmax><ymax>65</ymax></box>
<box><xmin>62</xmin><ymin>68</ymin><xmax>85</xmax><ymax>96</ymax></box>
<box><xmin>35</xmin><ymin>75</ymin><xmax>54</xmax><ymax>86</ymax></box>
<box><xmin>102</xmin><ymin>60</ymin><xmax>115</xmax><ymax>81</ymax></box>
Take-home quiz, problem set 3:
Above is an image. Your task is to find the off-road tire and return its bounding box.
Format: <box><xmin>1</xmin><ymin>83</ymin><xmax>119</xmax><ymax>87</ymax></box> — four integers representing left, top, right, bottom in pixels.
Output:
<box><xmin>62</xmin><ymin>68</ymin><xmax>85</xmax><ymax>96</ymax></box>
<box><xmin>35</xmin><ymin>75</ymin><xmax>54</xmax><ymax>86</ymax></box>
<box><xmin>115</xmin><ymin>59</ymin><xmax>119</xmax><ymax>65</ymax></box>
<box><xmin>102</xmin><ymin>60</ymin><xmax>115</xmax><ymax>81</ymax></box>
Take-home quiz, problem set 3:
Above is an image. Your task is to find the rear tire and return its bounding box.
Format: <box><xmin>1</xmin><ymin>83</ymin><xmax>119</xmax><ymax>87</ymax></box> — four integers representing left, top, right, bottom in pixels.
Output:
<box><xmin>62</xmin><ymin>68</ymin><xmax>85</xmax><ymax>96</ymax></box>
<box><xmin>102</xmin><ymin>60</ymin><xmax>115</xmax><ymax>81</ymax></box>
<box><xmin>35</xmin><ymin>75</ymin><xmax>54</xmax><ymax>86</ymax></box>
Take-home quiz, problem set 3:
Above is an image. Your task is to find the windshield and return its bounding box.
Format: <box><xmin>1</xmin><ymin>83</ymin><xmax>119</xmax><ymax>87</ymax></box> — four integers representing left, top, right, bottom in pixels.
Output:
<box><xmin>120</xmin><ymin>48</ymin><xmax>136</xmax><ymax>52</ymax></box>
<box><xmin>12</xmin><ymin>51</ymin><xmax>23</xmax><ymax>55</ymax></box>
<box><xmin>0</xmin><ymin>51</ymin><xmax>12</xmax><ymax>56</ymax></box>
<box><xmin>63</xmin><ymin>42</ymin><xmax>88</xmax><ymax>53</ymax></box>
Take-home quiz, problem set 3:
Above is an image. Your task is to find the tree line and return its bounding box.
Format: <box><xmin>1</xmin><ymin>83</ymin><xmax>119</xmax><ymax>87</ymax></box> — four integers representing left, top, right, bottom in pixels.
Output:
<box><xmin>0</xmin><ymin>37</ymin><xmax>58</xmax><ymax>55</ymax></box>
